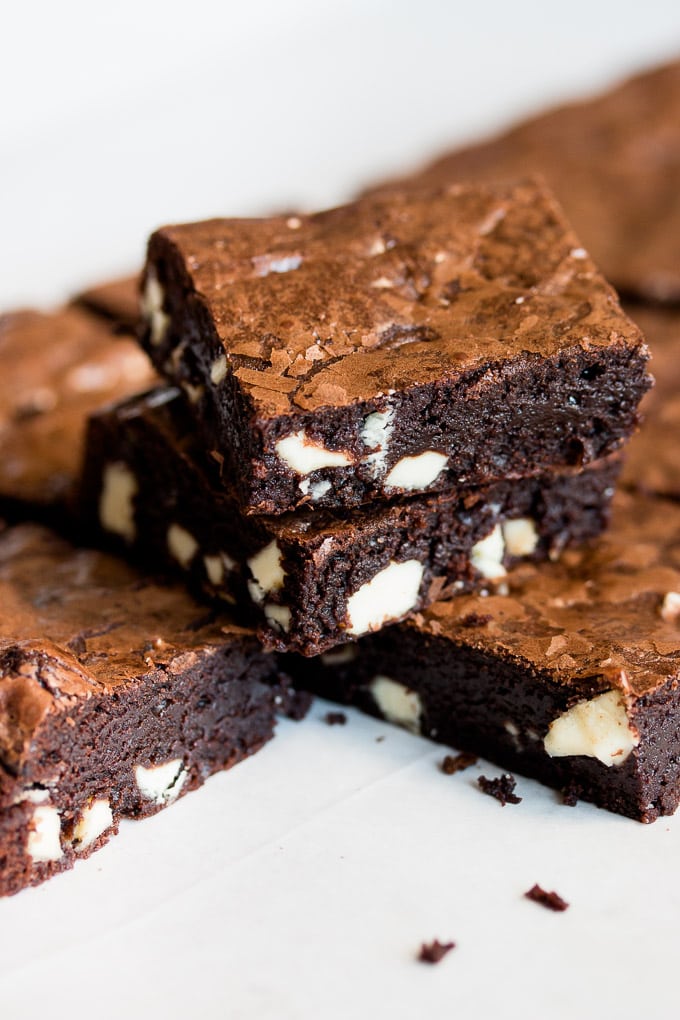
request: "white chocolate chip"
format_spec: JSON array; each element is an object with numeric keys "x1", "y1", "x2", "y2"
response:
[
  {"x1": 99, "y1": 462, "x2": 138, "y2": 543},
  {"x1": 203, "y1": 552, "x2": 234, "y2": 586},
  {"x1": 361, "y1": 406, "x2": 395, "y2": 476},
  {"x1": 167, "y1": 524, "x2": 199, "y2": 568},
  {"x1": 264, "y1": 604, "x2": 291, "y2": 632},
  {"x1": 660, "y1": 592, "x2": 680, "y2": 623},
  {"x1": 371, "y1": 276, "x2": 394, "y2": 289},
  {"x1": 14, "y1": 786, "x2": 50, "y2": 805},
  {"x1": 72, "y1": 798, "x2": 113, "y2": 851},
  {"x1": 286, "y1": 216, "x2": 302, "y2": 230},
  {"x1": 27, "y1": 805, "x2": 62, "y2": 863},
  {"x1": 368, "y1": 675, "x2": 422, "y2": 733},
  {"x1": 346, "y1": 559, "x2": 424, "y2": 636},
  {"x1": 471, "y1": 524, "x2": 506, "y2": 580},
  {"x1": 247, "y1": 541, "x2": 285, "y2": 604},
  {"x1": 252, "y1": 253, "x2": 303, "y2": 276},
  {"x1": 544, "y1": 690, "x2": 639, "y2": 766},
  {"x1": 502, "y1": 517, "x2": 539, "y2": 557},
  {"x1": 276, "y1": 431, "x2": 352, "y2": 475},
  {"x1": 570, "y1": 247, "x2": 588, "y2": 259},
  {"x1": 210, "y1": 354, "x2": 227, "y2": 384},
  {"x1": 141, "y1": 271, "x2": 170, "y2": 346},
  {"x1": 384, "y1": 451, "x2": 448, "y2": 490},
  {"x1": 135, "y1": 759, "x2": 187, "y2": 806},
  {"x1": 321, "y1": 646, "x2": 357, "y2": 666},
  {"x1": 299, "y1": 478, "x2": 332, "y2": 500},
  {"x1": 181, "y1": 380, "x2": 205, "y2": 404}
]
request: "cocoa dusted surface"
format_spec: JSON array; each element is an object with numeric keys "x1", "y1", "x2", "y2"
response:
[
  {"x1": 293, "y1": 490, "x2": 680, "y2": 820},
  {"x1": 368, "y1": 60, "x2": 680, "y2": 304},
  {"x1": 144, "y1": 179, "x2": 648, "y2": 515},
  {"x1": 73, "y1": 274, "x2": 141, "y2": 333},
  {"x1": 0, "y1": 522, "x2": 306, "y2": 896},
  {"x1": 0, "y1": 307, "x2": 155, "y2": 517},
  {"x1": 80, "y1": 386, "x2": 620, "y2": 656}
]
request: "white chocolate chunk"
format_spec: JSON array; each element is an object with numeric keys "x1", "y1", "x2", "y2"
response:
[
  {"x1": 247, "y1": 541, "x2": 285, "y2": 604},
  {"x1": 264, "y1": 604, "x2": 291, "y2": 632},
  {"x1": 544, "y1": 690, "x2": 639, "y2": 766},
  {"x1": 181, "y1": 380, "x2": 205, "y2": 404},
  {"x1": 471, "y1": 524, "x2": 506, "y2": 579},
  {"x1": 253, "y1": 253, "x2": 303, "y2": 276},
  {"x1": 135, "y1": 759, "x2": 187, "y2": 806},
  {"x1": 502, "y1": 517, "x2": 539, "y2": 557},
  {"x1": 346, "y1": 559, "x2": 424, "y2": 636},
  {"x1": 14, "y1": 787, "x2": 50, "y2": 805},
  {"x1": 72, "y1": 799, "x2": 113, "y2": 851},
  {"x1": 660, "y1": 592, "x2": 680, "y2": 623},
  {"x1": 276, "y1": 431, "x2": 352, "y2": 474},
  {"x1": 27, "y1": 805, "x2": 62, "y2": 863},
  {"x1": 210, "y1": 354, "x2": 227, "y2": 384},
  {"x1": 384, "y1": 451, "x2": 447, "y2": 490},
  {"x1": 99, "y1": 462, "x2": 138, "y2": 543},
  {"x1": 321, "y1": 646, "x2": 357, "y2": 666},
  {"x1": 361, "y1": 407, "x2": 395, "y2": 476},
  {"x1": 203, "y1": 553, "x2": 234, "y2": 586},
  {"x1": 369, "y1": 675, "x2": 422, "y2": 734},
  {"x1": 299, "y1": 478, "x2": 332, "y2": 500},
  {"x1": 167, "y1": 524, "x2": 199, "y2": 568},
  {"x1": 141, "y1": 271, "x2": 170, "y2": 346}
]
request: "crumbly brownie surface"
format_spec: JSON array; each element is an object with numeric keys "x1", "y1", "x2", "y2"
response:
[
  {"x1": 73, "y1": 274, "x2": 141, "y2": 333},
  {"x1": 293, "y1": 490, "x2": 680, "y2": 821},
  {"x1": 80, "y1": 387, "x2": 619, "y2": 655},
  {"x1": 142, "y1": 179, "x2": 648, "y2": 515},
  {"x1": 621, "y1": 305, "x2": 680, "y2": 499},
  {"x1": 0, "y1": 522, "x2": 304, "y2": 896},
  {"x1": 0, "y1": 307, "x2": 155, "y2": 517},
  {"x1": 369, "y1": 60, "x2": 680, "y2": 304}
]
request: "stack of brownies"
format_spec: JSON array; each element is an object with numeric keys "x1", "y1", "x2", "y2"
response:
[{"x1": 1, "y1": 58, "x2": 680, "y2": 897}]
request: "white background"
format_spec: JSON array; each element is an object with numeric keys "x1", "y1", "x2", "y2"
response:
[{"x1": 2, "y1": 2, "x2": 680, "y2": 1017}]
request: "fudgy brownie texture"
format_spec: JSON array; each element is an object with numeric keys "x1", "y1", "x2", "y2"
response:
[
  {"x1": 72, "y1": 274, "x2": 141, "y2": 333},
  {"x1": 141, "y1": 179, "x2": 649, "y2": 515},
  {"x1": 292, "y1": 490, "x2": 680, "y2": 821},
  {"x1": 0, "y1": 306, "x2": 155, "y2": 521},
  {"x1": 0, "y1": 522, "x2": 307, "y2": 896},
  {"x1": 79, "y1": 387, "x2": 620, "y2": 656},
  {"x1": 621, "y1": 305, "x2": 680, "y2": 500},
  {"x1": 366, "y1": 60, "x2": 680, "y2": 304}
]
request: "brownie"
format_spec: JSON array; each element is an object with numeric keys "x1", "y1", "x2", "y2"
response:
[
  {"x1": 0, "y1": 521, "x2": 307, "y2": 897},
  {"x1": 72, "y1": 274, "x2": 141, "y2": 333},
  {"x1": 141, "y1": 179, "x2": 649, "y2": 515},
  {"x1": 621, "y1": 305, "x2": 680, "y2": 500},
  {"x1": 292, "y1": 489, "x2": 680, "y2": 821},
  {"x1": 0, "y1": 306, "x2": 155, "y2": 519},
  {"x1": 79, "y1": 387, "x2": 620, "y2": 656},
  {"x1": 367, "y1": 60, "x2": 680, "y2": 304}
]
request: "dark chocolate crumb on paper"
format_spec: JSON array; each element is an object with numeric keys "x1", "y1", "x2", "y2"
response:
[
  {"x1": 478, "y1": 773, "x2": 522, "y2": 805},
  {"x1": 525, "y1": 884, "x2": 569, "y2": 912},
  {"x1": 323, "y1": 711, "x2": 347, "y2": 726},
  {"x1": 440, "y1": 752, "x2": 478, "y2": 775},
  {"x1": 418, "y1": 939, "x2": 456, "y2": 964},
  {"x1": 561, "y1": 784, "x2": 579, "y2": 807}
]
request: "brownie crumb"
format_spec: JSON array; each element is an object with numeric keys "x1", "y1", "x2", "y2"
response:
[
  {"x1": 460, "y1": 612, "x2": 492, "y2": 628},
  {"x1": 323, "y1": 711, "x2": 347, "y2": 726},
  {"x1": 418, "y1": 939, "x2": 456, "y2": 964},
  {"x1": 561, "y1": 784, "x2": 579, "y2": 807},
  {"x1": 525, "y1": 884, "x2": 569, "y2": 912},
  {"x1": 375, "y1": 735, "x2": 385, "y2": 742},
  {"x1": 440, "y1": 752, "x2": 478, "y2": 775},
  {"x1": 478, "y1": 773, "x2": 522, "y2": 805}
]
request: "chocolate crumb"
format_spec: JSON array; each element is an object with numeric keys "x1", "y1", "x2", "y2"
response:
[
  {"x1": 525, "y1": 884, "x2": 569, "y2": 912},
  {"x1": 478, "y1": 773, "x2": 522, "y2": 805},
  {"x1": 440, "y1": 752, "x2": 478, "y2": 775},
  {"x1": 323, "y1": 711, "x2": 347, "y2": 726},
  {"x1": 375, "y1": 735, "x2": 385, "y2": 742},
  {"x1": 561, "y1": 784, "x2": 579, "y2": 807},
  {"x1": 460, "y1": 612, "x2": 492, "y2": 628},
  {"x1": 418, "y1": 939, "x2": 456, "y2": 964}
]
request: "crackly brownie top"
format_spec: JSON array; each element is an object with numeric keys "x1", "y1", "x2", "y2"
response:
[
  {"x1": 73, "y1": 274, "x2": 141, "y2": 332},
  {"x1": 413, "y1": 490, "x2": 680, "y2": 698},
  {"x1": 0, "y1": 523, "x2": 256, "y2": 771},
  {"x1": 0, "y1": 307, "x2": 155, "y2": 506},
  {"x1": 382, "y1": 60, "x2": 680, "y2": 303},
  {"x1": 148, "y1": 179, "x2": 644, "y2": 417}
]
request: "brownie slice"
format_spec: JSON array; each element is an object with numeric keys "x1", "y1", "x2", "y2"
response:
[
  {"x1": 291, "y1": 489, "x2": 680, "y2": 822},
  {"x1": 0, "y1": 522, "x2": 307, "y2": 897},
  {"x1": 72, "y1": 274, "x2": 141, "y2": 333},
  {"x1": 366, "y1": 59, "x2": 680, "y2": 304},
  {"x1": 79, "y1": 387, "x2": 620, "y2": 656},
  {"x1": 0, "y1": 306, "x2": 155, "y2": 521},
  {"x1": 141, "y1": 179, "x2": 649, "y2": 515}
]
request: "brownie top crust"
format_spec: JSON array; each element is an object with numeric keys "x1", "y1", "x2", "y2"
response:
[
  {"x1": 0, "y1": 522, "x2": 258, "y2": 773},
  {"x1": 73, "y1": 274, "x2": 141, "y2": 333},
  {"x1": 412, "y1": 490, "x2": 680, "y2": 699},
  {"x1": 0, "y1": 307, "x2": 155, "y2": 509},
  {"x1": 375, "y1": 60, "x2": 680, "y2": 304},
  {"x1": 146, "y1": 178, "x2": 645, "y2": 419}
]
